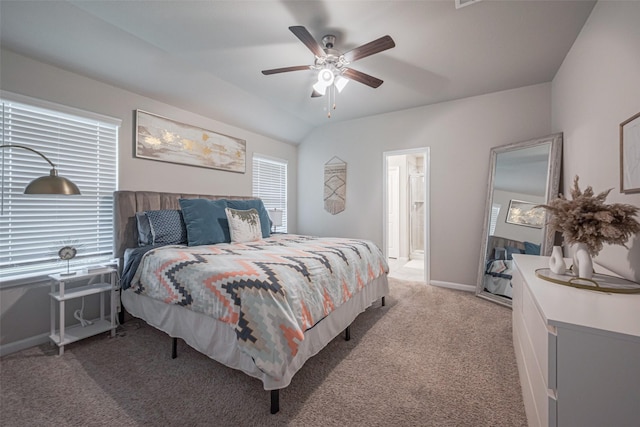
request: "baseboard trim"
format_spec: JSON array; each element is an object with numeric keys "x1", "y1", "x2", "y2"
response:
[
  {"x1": 430, "y1": 280, "x2": 475, "y2": 292},
  {"x1": 0, "y1": 332, "x2": 50, "y2": 357}
]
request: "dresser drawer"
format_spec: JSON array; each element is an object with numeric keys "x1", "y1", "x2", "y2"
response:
[
  {"x1": 512, "y1": 255, "x2": 640, "y2": 427},
  {"x1": 511, "y1": 267, "x2": 524, "y2": 313},
  {"x1": 522, "y1": 282, "x2": 557, "y2": 390},
  {"x1": 516, "y1": 311, "x2": 557, "y2": 427}
]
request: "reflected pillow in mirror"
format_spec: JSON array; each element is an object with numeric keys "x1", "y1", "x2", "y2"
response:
[
  {"x1": 524, "y1": 241, "x2": 541, "y2": 255},
  {"x1": 505, "y1": 246, "x2": 523, "y2": 260}
]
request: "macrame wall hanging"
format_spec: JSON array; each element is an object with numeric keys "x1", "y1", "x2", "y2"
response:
[{"x1": 324, "y1": 156, "x2": 347, "y2": 215}]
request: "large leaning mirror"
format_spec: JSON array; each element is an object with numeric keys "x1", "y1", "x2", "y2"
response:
[{"x1": 476, "y1": 133, "x2": 563, "y2": 307}]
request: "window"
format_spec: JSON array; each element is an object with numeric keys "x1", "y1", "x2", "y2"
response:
[
  {"x1": 1, "y1": 93, "x2": 120, "y2": 282},
  {"x1": 489, "y1": 203, "x2": 501, "y2": 235},
  {"x1": 252, "y1": 154, "x2": 287, "y2": 233}
]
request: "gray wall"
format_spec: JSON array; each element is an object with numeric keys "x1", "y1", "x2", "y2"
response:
[
  {"x1": 0, "y1": 49, "x2": 297, "y2": 355},
  {"x1": 297, "y1": 83, "x2": 552, "y2": 287},
  {"x1": 552, "y1": 1, "x2": 640, "y2": 281}
]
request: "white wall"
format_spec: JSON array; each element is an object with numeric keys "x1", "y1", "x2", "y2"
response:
[
  {"x1": 0, "y1": 49, "x2": 298, "y2": 354},
  {"x1": 552, "y1": 1, "x2": 640, "y2": 281},
  {"x1": 298, "y1": 83, "x2": 552, "y2": 286}
]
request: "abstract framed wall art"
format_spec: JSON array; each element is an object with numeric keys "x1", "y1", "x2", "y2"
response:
[
  {"x1": 620, "y1": 111, "x2": 640, "y2": 193},
  {"x1": 135, "y1": 110, "x2": 246, "y2": 173},
  {"x1": 505, "y1": 199, "x2": 545, "y2": 228}
]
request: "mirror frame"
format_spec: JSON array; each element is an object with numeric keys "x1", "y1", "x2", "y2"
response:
[{"x1": 476, "y1": 133, "x2": 563, "y2": 307}]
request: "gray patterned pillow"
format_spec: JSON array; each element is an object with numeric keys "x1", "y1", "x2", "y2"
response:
[
  {"x1": 145, "y1": 209, "x2": 187, "y2": 245},
  {"x1": 225, "y1": 207, "x2": 262, "y2": 243}
]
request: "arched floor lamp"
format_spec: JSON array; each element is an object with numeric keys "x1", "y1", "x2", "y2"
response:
[{"x1": 1, "y1": 144, "x2": 81, "y2": 195}]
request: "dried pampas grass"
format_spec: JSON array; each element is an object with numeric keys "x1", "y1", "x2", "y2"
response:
[{"x1": 538, "y1": 176, "x2": 640, "y2": 256}]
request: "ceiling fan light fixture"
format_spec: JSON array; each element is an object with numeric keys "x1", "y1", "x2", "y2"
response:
[
  {"x1": 317, "y1": 68, "x2": 335, "y2": 87},
  {"x1": 312, "y1": 81, "x2": 328, "y2": 96},
  {"x1": 261, "y1": 26, "x2": 395, "y2": 117},
  {"x1": 334, "y1": 75, "x2": 349, "y2": 93}
]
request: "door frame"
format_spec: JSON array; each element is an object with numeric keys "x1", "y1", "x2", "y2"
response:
[
  {"x1": 383, "y1": 147, "x2": 431, "y2": 284},
  {"x1": 387, "y1": 165, "x2": 400, "y2": 259}
]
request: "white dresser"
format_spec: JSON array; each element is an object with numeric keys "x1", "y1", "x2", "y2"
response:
[{"x1": 511, "y1": 254, "x2": 640, "y2": 427}]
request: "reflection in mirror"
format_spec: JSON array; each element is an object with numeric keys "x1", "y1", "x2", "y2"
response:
[{"x1": 476, "y1": 134, "x2": 563, "y2": 307}]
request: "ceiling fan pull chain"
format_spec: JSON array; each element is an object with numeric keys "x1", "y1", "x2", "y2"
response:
[{"x1": 332, "y1": 84, "x2": 337, "y2": 111}]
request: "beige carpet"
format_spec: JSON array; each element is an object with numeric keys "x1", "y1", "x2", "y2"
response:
[{"x1": 0, "y1": 279, "x2": 527, "y2": 426}]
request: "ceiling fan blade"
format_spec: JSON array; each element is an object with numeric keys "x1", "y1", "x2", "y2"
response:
[
  {"x1": 262, "y1": 65, "x2": 311, "y2": 75},
  {"x1": 343, "y1": 35, "x2": 395, "y2": 63},
  {"x1": 289, "y1": 26, "x2": 326, "y2": 58},
  {"x1": 342, "y1": 68, "x2": 384, "y2": 88},
  {"x1": 311, "y1": 89, "x2": 323, "y2": 98}
]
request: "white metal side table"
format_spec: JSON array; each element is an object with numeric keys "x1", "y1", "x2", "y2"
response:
[{"x1": 49, "y1": 268, "x2": 117, "y2": 355}]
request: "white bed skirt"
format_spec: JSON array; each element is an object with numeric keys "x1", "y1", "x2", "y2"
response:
[{"x1": 122, "y1": 274, "x2": 389, "y2": 390}]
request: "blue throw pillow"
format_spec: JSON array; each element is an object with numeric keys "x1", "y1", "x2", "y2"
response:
[
  {"x1": 145, "y1": 209, "x2": 187, "y2": 245},
  {"x1": 524, "y1": 241, "x2": 541, "y2": 255},
  {"x1": 226, "y1": 199, "x2": 271, "y2": 238},
  {"x1": 179, "y1": 198, "x2": 230, "y2": 245}
]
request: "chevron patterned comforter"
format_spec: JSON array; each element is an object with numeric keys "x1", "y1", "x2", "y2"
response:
[{"x1": 129, "y1": 234, "x2": 388, "y2": 380}]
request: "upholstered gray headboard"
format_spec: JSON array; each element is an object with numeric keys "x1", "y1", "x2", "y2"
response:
[
  {"x1": 485, "y1": 235, "x2": 526, "y2": 260},
  {"x1": 113, "y1": 190, "x2": 256, "y2": 267}
]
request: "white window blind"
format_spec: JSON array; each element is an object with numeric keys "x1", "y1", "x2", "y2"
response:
[
  {"x1": 252, "y1": 154, "x2": 287, "y2": 233},
  {"x1": 1, "y1": 96, "x2": 119, "y2": 282},
  {"x1": 490, "y1": 204, "x2": 501, "y2": 235}
]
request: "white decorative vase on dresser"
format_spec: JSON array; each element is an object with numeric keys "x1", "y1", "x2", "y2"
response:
[
  {"x1": 511, "y1": 254, "x2": 640, "y2": 427},
  {"x1": 548, "y1": 246, "x2": 566, "y2": 274},
  {"x1": 571, "y1": 242, "x2": 593, "y2": 279}
]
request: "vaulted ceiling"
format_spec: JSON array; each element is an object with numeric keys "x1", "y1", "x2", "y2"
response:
[{"x1": 0, "y1": 1, "x2": 596, "y2": 144}]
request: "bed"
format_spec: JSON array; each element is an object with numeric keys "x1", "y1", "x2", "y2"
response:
[
  {"x1": 113, "y1": 190, "x2": 389, "y2": 414},
  {"x1": 482, "y1": 236, "x2": 526, "y2": 299}
]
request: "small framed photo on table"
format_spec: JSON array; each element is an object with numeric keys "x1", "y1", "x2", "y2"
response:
[{"x1": 621, "y1": 112, "x2": 640, "y2": 193}]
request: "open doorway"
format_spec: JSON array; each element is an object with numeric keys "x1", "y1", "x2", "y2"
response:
[{"x1": 383, "y1": 148, "x2": 430, "y2": 283}]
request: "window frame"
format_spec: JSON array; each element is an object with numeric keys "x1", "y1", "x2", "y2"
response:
[
  {"x1": 252, "y1": 153, "x2": 288, "y2": 233},
  {"x1": 0, "y1": 91, "x2": 120, "y2": 286},
  {"x1": 489, "y1": 203, "x2": 501, "y2": 236}
]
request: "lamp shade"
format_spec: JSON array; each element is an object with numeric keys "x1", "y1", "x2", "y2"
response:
[
  {"x1": 24, "y1": 169, "x2": 81, "y2": 195},
  {"x1": 267, "y1": 208, "x2": 283, "y2": 227},
  {"x1": 1, "y1": 144, "x2": 81, "y2": 195}
]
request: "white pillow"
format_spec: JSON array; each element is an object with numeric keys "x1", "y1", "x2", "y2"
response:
[{"x1": 225, "y1": 207, "x2": 263, "y2": 243}]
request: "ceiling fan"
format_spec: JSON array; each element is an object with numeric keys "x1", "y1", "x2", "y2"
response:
[{"x1": 262, "y1": 26, "x2": 395, "y2": 116}]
